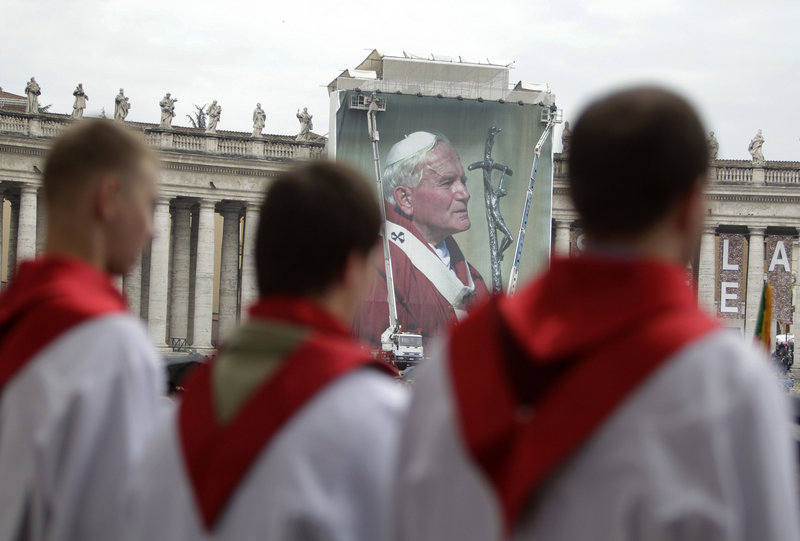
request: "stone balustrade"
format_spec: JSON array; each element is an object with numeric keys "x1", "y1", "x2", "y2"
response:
[
  {"x1": 0, "y1": 111, "x2": 325, "y2": 161},
  {"x1": 765, "y1": 167, "x2": 800, "y2": 184},
  {"x1": 554, "y1": 154, "x2": 800, "y2": 186},
  {"x1": 713, "y1": 161, "x2": 800, "y2": 185},
  {"x1": 714, "y1": 163, "x2": 754, "y2": 183}
]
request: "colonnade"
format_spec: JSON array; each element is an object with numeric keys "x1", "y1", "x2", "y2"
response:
[
  {"x1": 0, "y1": 183, "x2": 261, "y2": 352},
  {"x1": 129, "y1": 196, "x2": 260, "y2": 351},
  {"x1": 553, "y1": 218, "x2": 799, "y2": 338}
]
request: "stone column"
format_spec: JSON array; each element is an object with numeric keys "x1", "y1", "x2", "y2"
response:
[
  {"x1": 147, "y1": 198, "x2": 171, "y2": 348},
  {"x1": 169, "y1": 201, "x2": 192, "y2": 342},
  {"x1": 792, "y1": 236, "x2": 800, "y2": 376},
  {"x1": 17, "y1": 185, "x2": 38, "y2": 263},
  {"x1": 191, "y1": 200, "x2": 215, "y2": 350},
  {"x1": 697, "y1": 225, "x2": 717, "y2": 314},
  {"x1": 124, "y1": 256, "x2": 143, "y2": 317},
  {"x1": 36, "y1": 188, "x2": 46, "y2": 254},
  {"x1": 111, "y1": 275, "x2": 124, "y2": 292},
  {"x1": 139, "y1": 243, "x2": 151, "y2": 321},
  {"x1": 745, "y1": 226, "x2": 766, "y2": 337},
  {"x1": 553, "y1": 219, "x2": 571, "y2": 257},
  {"x1": 240, "y1": 202, "x2": 261, "y2": 313},
  {"x1": 6, "y1": 192, "x2": 19, "y2": 279},
  {"x1": 218, "y1": 204, "x2": 241, "y2": 342},
  {"x1": 0, "y1": 188, "x2": 5, "y2": 283}
]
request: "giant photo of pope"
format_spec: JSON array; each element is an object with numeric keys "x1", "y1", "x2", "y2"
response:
[
  {"x1": 355, "y1": 132, "x2": 489, "y2": 347},
  {"x1": 334, "y1": 91, "x2": 554, "y2": 348}
]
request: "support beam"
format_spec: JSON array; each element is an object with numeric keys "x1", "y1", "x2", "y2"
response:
[
  {"x1": 553, "y1": 219, "x2": 571, "y2": 257},
  {"x1": 124, "y1": 256, "x2": 143, "y2": 318},
  {"x1": 218, "y1": 203, "x2": 241, "y2": 343},
  {"x1": 697, "y1": 225, "x2": 717, "y2": 314},
  {"x1": 240, "y1": 202, "x2": 261, "y2": 314},
  {"x1": 6, "y1": 193, "x2": 19, "y2": 280},
  {"x1": 17, "y1": 185, "x2": 37, "y2": 264},
  {"x1": 169, "y1": 201, "x2": 192, "y2": 341},
  {"x1": 191, "y1": 200, "x2": 215, "y2": 351},
  {"x1": 36, "y1": 188, "x2": 46, "y2": 254},
  {"x1": 0, "y1": 188, "x2": 5, "y2": 285},
  {"x1": 745, "y1": 226, "x2": 766, "y2": 338},
  {"x1": 147, "y1": 197, "x2": 171, "y2": 348}
]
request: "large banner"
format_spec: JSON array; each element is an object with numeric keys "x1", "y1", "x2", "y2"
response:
[
  {"x1": 332, "y1": 90, "x2": 553, "y2": 347},
  {"x1": 766, "y1": 235, "x2": 793, "y2": 325},
  {"x1": 716, "y1": 233, "x2": 747, "y2": 321}
]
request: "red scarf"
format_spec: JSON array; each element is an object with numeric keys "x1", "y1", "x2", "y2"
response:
[
  {"x1": 179, "y1": 296, "x2": 396, "y2": 531},
  {"x1": 0, "y1": 257, "x2": 127, "y2": 393},
  {"x1": 448, "y1": 257, "x2": 718, "y2": 532},
  {"x1": 384, "y1": 202, "x2": 477, "y2": 286}
]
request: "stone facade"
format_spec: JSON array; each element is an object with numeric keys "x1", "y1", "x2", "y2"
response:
[
  {"x1": 3, "y1": 100, "x2": 798, "y2": 357},
  {"x1": 0, "y1": 111, "x2": 325, "y2": 353},
  {"x1": 553, "y1": 156, "x2": 800, "y2": 341}
]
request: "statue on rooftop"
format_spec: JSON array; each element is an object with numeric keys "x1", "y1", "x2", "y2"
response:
[
  {"x1": 24, "y1": 77, "x2": 41, "y2": 115},
  {"x1": 296, "y1": 107, "x2": 313, "y2": 142},
  {"x1": 252, "y1": 103, "x2": 266, "y2": 137},
  {"x1": 748, "y1": 129, "x2": 765, "y2": 163},
  {"x1": 159, "y1": 93, "x2": 178, "y2": 129},
  {"x1": 707, "y1": 131, "x2": 719, "y2": 160},
  {"x1": 561, "y1": 121, "x2": 572, "y2": 155},
  {"x1": 205, "y1": 100, "x2": 221, "y2": 133},
  {"x1": 114, "y1": 88, "x2": 130, "y2": 121},
  {"x1": 72, "y1": 83, "x2": 88, "y2": 119}
]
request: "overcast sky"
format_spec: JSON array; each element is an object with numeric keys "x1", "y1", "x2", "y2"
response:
[{"x1": 3, "y1": 0, "x2": 799, "y2": 160}]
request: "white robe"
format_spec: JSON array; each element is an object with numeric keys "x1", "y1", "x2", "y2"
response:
[
  {"x1": 127, "y1": 368, "x2": 408, "y2": 541},
  {"x1": 0, "y1": 314, "x2": 164, "y2": 541},
  {"x1": 391, "y1": 330, "x2": 800, "y2": 541}
]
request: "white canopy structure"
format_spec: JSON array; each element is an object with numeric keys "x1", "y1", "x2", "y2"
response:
[{"x1": 327, "y1": 49, "x2": 554, "y2": 106}]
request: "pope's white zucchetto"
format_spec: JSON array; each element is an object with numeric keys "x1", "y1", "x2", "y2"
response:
[{"x1": 385, "y1": 131, "x2": 438, "y2": 168}]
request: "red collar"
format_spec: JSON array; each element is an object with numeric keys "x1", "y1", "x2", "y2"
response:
[
  {"x1": 448, "y1": 256, "x2": 718, "y2": 532},
  {"x1": 0, "y1": 256, "x2": 127, "y2": 393},
  {"x1": 181, "y1": 296, "x2": 396, "y2": 530},
  {"x1": 384, "y1": 202, "x2": 473, "y2": 279},
  {"x1": 248, "y1": 296, "x2": 351, "y2": 337},
  {"x1": 385, "y1": 203, "x2": 429, "y2": 246}
]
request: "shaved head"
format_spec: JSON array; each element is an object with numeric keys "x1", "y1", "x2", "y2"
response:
[
  {"x1": 43, "y1": 120, "x2": 159, "y2": 275},
  {"x1": 568, "y1": 87, "x2": 708, "y2": 239},
  {"x1": 43, "y1": 119, "x2": 155, "y2": 208}
]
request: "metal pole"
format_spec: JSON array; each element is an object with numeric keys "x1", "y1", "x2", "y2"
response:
[
  {"x1": 507, "y1": 119, "x2": 555, "y2": 295},
  {"x1": 368, "y1": 105, "x2": 399, "y2": 330}
]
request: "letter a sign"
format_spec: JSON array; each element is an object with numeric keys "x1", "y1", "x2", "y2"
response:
[
  {"x1": 766, "y1": 236, "x2": 793, "y2": 323},
  {"x1": 769, "y1": 240, "x2": 790, "y2": 272}
]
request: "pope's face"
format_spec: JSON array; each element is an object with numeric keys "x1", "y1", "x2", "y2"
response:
[{"x1": 396, "y1": 142, "x2": 471, "y2": 244}]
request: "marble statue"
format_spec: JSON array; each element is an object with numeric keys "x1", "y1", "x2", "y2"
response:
[
  {"x1": 24, "y1": 77, "x2": 41, "y2": 114},
  {"x1": 749, "y1": 129, "x2": 765, "y2": 163},
  {"x1": 205, "y1": 100, "x2": 221, "y2": 133},
  {"x1": 114, "y1": 88, "x2": 130, "y2": 121},
  {"x1": 71, "y1": 83, "x2": 88, "y2": 119},
  {"x1": 159, "y1": 93, "x2": 178, "y2": 129},
  {"x1": 707, "y1": 131, "x2": 719, "y2": 160},
  {"x1": 252, "y1": 103, "x2": 266, "y2": 137},
  {"x1": 296, "y1": 107, "x2": 313, "y2": 142},
  {"x1": 561, "y1": 121, "x2": 571, "y2": 154}
]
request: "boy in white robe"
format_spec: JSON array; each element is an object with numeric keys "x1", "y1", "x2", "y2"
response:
[
  {"x1": 0, "y1": 120, "x2": 164, "y2": 541},
  {"x1": 390, "y1": 87, "x2": 800, "y2": 541},
  {"x1": 127, "y1": 162, "x2": 408, "y2": 541}
]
